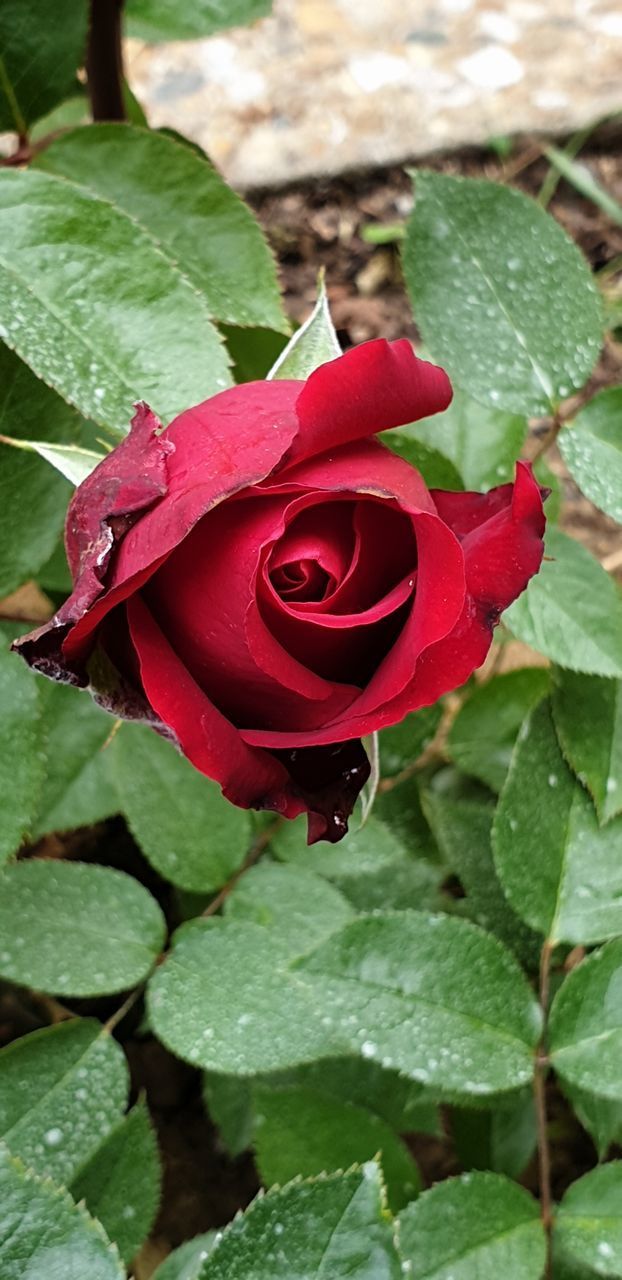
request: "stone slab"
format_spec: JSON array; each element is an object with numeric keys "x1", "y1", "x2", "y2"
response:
[{"x1": 126, "y1": 0, "x2": 622, "y2": 189}]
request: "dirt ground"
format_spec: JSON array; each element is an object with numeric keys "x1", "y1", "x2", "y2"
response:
[{"x1": 1, "y1": 129, "x2": 622, "y2": 1274}]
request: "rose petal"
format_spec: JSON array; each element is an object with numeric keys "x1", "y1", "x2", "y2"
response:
[
  {"x1": 126, "y1": 595, "x2": 293, "y2": 810},
  {"x1": 147, "y1": 492, "x2": 359, "y2": 731},
  {"x1": 241, "y1": 465, "x2": 545, "y2": 748},
  {"x1": 13, "y1": 403, "x2": 171, "y2": 683},
  {"x1": 284, "y1": 339, "x2": 452, "y2": 466}
]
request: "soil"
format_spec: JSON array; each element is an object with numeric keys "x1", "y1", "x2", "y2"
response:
[{"x1": 2, "y1": 129, "x2": 622, "y2": 1275}]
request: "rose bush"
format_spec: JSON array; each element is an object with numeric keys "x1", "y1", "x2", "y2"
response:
[{"x1": 15, "y1": 338, "x2": 546, "y2": 841}]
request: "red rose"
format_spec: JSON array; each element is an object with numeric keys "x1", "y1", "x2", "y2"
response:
[{"x1": 15, "y1": 340, "x2": 546, "y2": 842}]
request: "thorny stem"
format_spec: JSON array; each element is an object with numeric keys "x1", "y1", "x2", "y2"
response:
[
  {"x1": 87, "y1": 0, "x2": 126, "y2": 122},
  {"x1": 535, "y1": 939, "x2": 554, "y2": 1277}
]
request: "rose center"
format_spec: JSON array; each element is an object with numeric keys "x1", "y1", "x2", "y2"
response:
[{"x1": 270, "y1": 558, "x2": 334, "y2": 602}]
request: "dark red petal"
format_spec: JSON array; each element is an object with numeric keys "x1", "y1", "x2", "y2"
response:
[
  {"x1": 262, "y1": 436, "x2": 437, "y2": 516},
  {"x1": 274, "y1": 739, "x2": 371, "y2": 844},
  {"x1": 147, "y1": 493, "x2": 359, "y2": 731},
  {"x1": 13, "y1": 403, "x2": 171, "y2": 683},
  {"x1": 242, "y1": 509, "x2": 466, "y2": 748},
  {"x1": 284, "y1": 339, "x2": 452, "y2": 467},
  {"x1": 126, "y1": 594, "x2": 292, "y2": 810}
]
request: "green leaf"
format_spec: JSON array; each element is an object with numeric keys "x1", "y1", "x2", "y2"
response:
[
  {"x1": 556, "y1": 1164, "x2": 622, "y2": 1278},
  {"x1": 221, "y1": 324, "x2": 288, "y2": 382},
  {"x1": 0, "y1": 0, "x2": 88, "y2": 133},
  {"x1": 404, "y1": 170, "x2": 602, "y2": 415},
  {"x1": 559, "y1": 388, "x2": 622, "y2": 524},
  {"x1": 553, "y1": 670, "x2": 622, "y2": 825},
  {"x1": 71, "y1": 1100, "x2": 161, "y2": 1266},
  {"x1": 0, "y1": 859, "x2": 166, "y2": 996},
  {"x1": 272, "y1": 812, "x2": 443, "y2": 913},
  {"x1": 112, "y1": 723, "x2": 252, "y2": 893},
  {"x1": 505, "y1": 528, "x2": 622, "y2": 678},
  {"x1": 383, "y1": 432, "x2": 464, "y2": 490},
  {"x1": 0, "y1": 1143, "x2": 124, "y2": 1279},
  {"x1": 0, "y1": 434, "x2": 104, "y2": 485},
  {"x1": 423, "y1": 794, "x2": 540, "y2": 966},
  {"x1": 400, "y1": 385, "x2": 527, "y2": 489},
  {"x1": 0, "y1": 622, "x2": 45, "y2": 866},
  {"x1": 0, "y1": 1018, "x2": 128, "y2": 1186},
  {"x1": 561, "y1": 1081, "x2": 622, "y2": 1160},
  {"x1": 0, "y1": 167, "x2": 231, "y2": 433},
  {"x1": 550, "y1": 941, "x2": 622, "y2": 1099},
  {"x1": 30, "y1": 94, "x2": 90, "y2": 143},
  {"x1": 33, "y1": 683, "x2": 119, "y2": 837},
  {"x1": 0, "y1": 346, "x2": 82, "y2": 596},
  {"x1": 37, "y1": 125, "x2": 287, "y2": 333},
  {"x1": 397, "y1": 1171, "x2": 546, "y2": 1278},
  {"x1": 204, "y1": 1056, "x2": 439, "y2": 1160},
  {"x1": 447, "y1": 668, "x2": 550, "y2": 793},
  {"x1": 379, "y1": 705, "x2": 442, "y2": 778},
  {"x1": 224, "y1": 861, "x2": 355, "y2": 957},
  {"x1": 451, "y1": 1092, "x2": 537, "y2": 1180},
  {"x1": 153, "y1": 1234, "x2": 217, "y2": 1280},
  {"x1": 269, "y1": 277, "x2": 341, "y2": 379},
  {"x1": 198, "y1": 1163, "x2": 401, "y2": 1279},
  {"x1": 253, "y1": 1086, "x2": 420, "y2": 1213},
  {"x1": 125, "y1": 0, "x2": 271, "y2": 42},
  {"x1": 149, "y1": 910, "x2": 540, "y2": 1095},
  {"x1": 493, "y1": 700, "x2": 622, "y2": 944}
]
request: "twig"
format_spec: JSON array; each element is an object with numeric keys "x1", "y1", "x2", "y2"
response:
[
  {"x1": 104, "y1": 982, "x2": 145, "y2": 1034},
  {"x1": 201, "y1": 817, "x2": 283, "y2": 918},
  {"x1": 525, "y1": 410, "x2": 564, "y2": 464},
  {"x1": 534, "y1": 939, "x2": 554, "y2": 1276},
  {"x1": 86, "y1": 0, "x2": 126, "y2": 122}
]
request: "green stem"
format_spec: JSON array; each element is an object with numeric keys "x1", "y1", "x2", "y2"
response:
[{"x1": 534, "y1": 939, "x2": 554, "y2": 1277}]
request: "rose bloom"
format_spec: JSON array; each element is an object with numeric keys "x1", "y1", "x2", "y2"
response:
[{"x1": 15, "y1": 340, "x2": 546, "y2": 842}]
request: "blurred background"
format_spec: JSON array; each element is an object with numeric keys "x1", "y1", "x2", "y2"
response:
[{"x1": 126, "y1": 0, "x2": 622, "y2": 189}]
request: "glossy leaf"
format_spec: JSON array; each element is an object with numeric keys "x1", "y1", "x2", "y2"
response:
[
  {"x1": 404, "y1": 170, "x2": 602, "y2": 415},
  {"x1": 559, "y1": 387, "x2": 622, "y2": 524},
  {"x1": 493, "y1": 700, "x2": 622, "y2": 944},
  {"x1": 384, "y1": 431, "x2": 464, "y2": 490},
  {"x1": 556, "y1": 1163, "x2": 622, "y2": 1278},
  {"x1": 33, "y1": 683, "x2": 119, "y2": 837},
  {"x1": 403, "y1": 385, "x2": 527, "y2": 488},
  {"x1": 423, "y1": 794, "x2": 540, "y2": 967},
  {"x1": 0, "y1": 1019, "x2": 128, "y2": 1186},
  {"x1": 0, "y1": 346, "x2": 82, "y2": 596},
  {"x1": 149, "y1": 910, "x2": 540, "y2": 1096},
  {"x1": 0, "y1": 859, "x2": 166, "y2": 996},
  {"x1": 0, "y1": 434, "x2": 104, "y2": 486},
  {"x1": 553, "y1": 670, "x2": 622, "y2": 825},
  {"x1": 447, "y1": 668, "x2": 550, "y2": 793},
  {"x1": 0, "y1": 1144, "x2": 124, "y2": 1280},
  {"x1": 204, "y1": 1056, "x2": 439, "y2": 1160},
  {"x1": 269, "y1": 277, "x2": 341, "y2": 379},
  {"x1": 224, "y1": 861, "x2": 355, "y2": 957},
  {"x1": 37, "y1": 125, "x2": 287, "y2": 333},
  {"x1": 197, "y1": 1164, "x2": 401, "y2": 1279},
  {"x1": 451, "y1": 1092, "x2": 537, "y2": 1180},
  {"x1": 253, "y1": 1086, "x2": 420, "y2": 1212},
  {"x1": 505, "y1": 528, "x2": 622, "y2": 678},
  {"x1": 153, "y1": 1234, "x2": 217, "y2": 1280},
  {"x1": 272, "y1": 812, "x2": 443, "y2": 913},
  {"x1": 71, "y1": 1101, "x2": 161, "y2": 1266},
  {"x1": 561, "y1": 1081, "x2": 622, "y2": 1160},
  {"x1": 398, "y1": 1171, "x2": 546, "y2": 1278},
  {"x1": 0, "y1": 167, "x2": 231, "y2": 433},
  {"x1": 0, "y1": 623, "x2": 45, "y2": 866},
  {"x1": 550, "y1": 941, "x2": 622, "y2": 1099},
  {"x1": 125, "y1": 0, "x2": 271, "y2": 41},
  {"x1": 379, "y1": 705, "x2": 442, "y2": 778},
  {"x1": 112, "y1": 724, "x2": 252, "y2": 893},
  {"x1": 0, "y1": 0, "x2": 88, "y2": 133}
]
